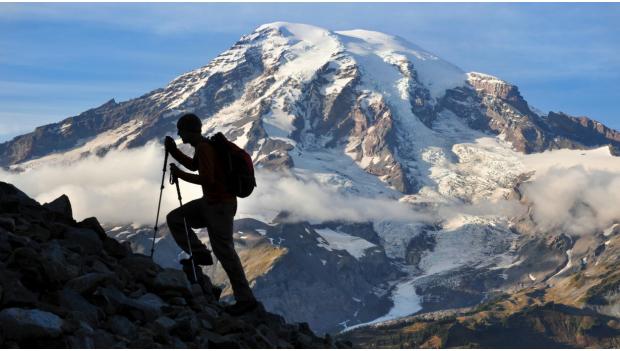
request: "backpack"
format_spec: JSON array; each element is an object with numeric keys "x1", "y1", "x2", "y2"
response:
[{"x1": 209, "y1": 132, "x2": 256, "y2": 198}]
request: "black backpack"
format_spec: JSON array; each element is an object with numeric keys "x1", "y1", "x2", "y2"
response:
[{"x1": 209, "y1": 132, "x2": 256, "y2": 198}]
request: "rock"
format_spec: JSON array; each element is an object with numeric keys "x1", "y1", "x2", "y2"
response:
[
  {"x1": 135, "y1": 293, "x2": 167, "y2": 317},
  {"x1": 77, "y1": 217, "x2": 106, "y2": 240},
  {"x1": 7, "y1": 246, "x2": 49, "y2": 289},
  {"x1": 91, "y1": 328, "x2": 116, "y2": 348},
  {"x1": 41, "y1": 241, "x2": 79, "y2": 284},
  {"x1": 203, "y1": 330, "x2": 242, "y2": 348},
  {"x1": 215, "y1": 314, "x2": 247, "y2": 335},
  {"x1": 152, "y1": 268, "x2": 191, "y2": 295},
  {"x1": 94, "y1": 287, "x2": 164, "y2": 322},
  {"x1": 120, "y1": 254, "x2": 161, "y2": 285},
  {"x1": 67, "y1": 334, "x2": 95, "y2": 348},
  {"x1": 197, "y1": 306, "x2": 219, "y2": 324},
  {"x1": 0, "y1": 182, "x2": 40, "y2": 209},
  {"x1": 0, "y1": 308, "x2": 64, "y2": 340},
  {"x1": 172, "y1": 314, "x2": 200, "y2": 341},
  {"x1": 43, "y1": 194, "x2": 73, "y2": 219},
  {"x1": 0, "y1": 270, "x2": 38, "y2": 307},
  {"x1": 153, "y1": 316, "x2": 177, "y2": 333},
  {"x1": 102, "y1": 236, "x2": 130, "y2": 259},
  {"x1": 0, "y1": 216, "x2": 15, "y2": 232},
  {"x1": 105, "y1": 315, "x2": 137, "y2": 338},
  {"x1": 63, "y1": 227, "x2": 102, "y2": 254},
  {"x1": 58, "y1": 288, "x2": 100, "y2": 324},
  {"x1": 66, "y1": 272, "x2": 114, "y2": 295},
  {"x1": 169, "y1": 297, "x2": 187, "y2": 305},
  {"x1": 2, "y1": 230, "x2": 32, "y2": 248},
  {"x1": 66, "y1": 320, "x2": 95, "y2": 348},
  {"x1": 128, "y1": 332, "x2": 158, "y2": 348}
]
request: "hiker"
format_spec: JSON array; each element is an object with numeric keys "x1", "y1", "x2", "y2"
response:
[{"x1": 165, "y1": 113, "x2": 258, "y2": 316}]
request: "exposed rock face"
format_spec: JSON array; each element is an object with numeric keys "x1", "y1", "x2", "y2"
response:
[
  {"x1": 440, "y1": 72, "x2": 620, "y2": 154},
  {"x1": 0, "y1": 181, "x2": 348, "y2": 348}
]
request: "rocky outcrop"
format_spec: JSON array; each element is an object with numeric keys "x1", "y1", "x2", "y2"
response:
[
  {"x1": 439, "y1": 73, "x2": 620, "y2": 154},
  {"x1": 0, "y1": 181, "x2": 348, "y2": 348}
]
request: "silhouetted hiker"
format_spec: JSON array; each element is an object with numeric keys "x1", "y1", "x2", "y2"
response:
[{"x1": 165, "y1": 113, "x2": 258, "y2": 316}]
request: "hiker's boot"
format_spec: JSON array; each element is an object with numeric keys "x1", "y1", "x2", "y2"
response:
[
  {"x1": 179, "y1": 251, "x2": 213, "y2": 267},
  {"x1": 224, "y1": 299, "x2": 259, "y2": 316}
]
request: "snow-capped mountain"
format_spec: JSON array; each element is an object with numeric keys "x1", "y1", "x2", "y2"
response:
[{"x1": 2, "y1": 22, "x2": 619, "y2": 334}]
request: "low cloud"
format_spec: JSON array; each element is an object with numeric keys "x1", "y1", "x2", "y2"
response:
[
  {"x1": 0, "y1": 142, "x2": 202, "y2": 226},
  {"x1": 520, "y1": 165, "x2": 620, "y2": 236},
  {"x1": 0, "y1": 143, "x2": 432, "y2": 226},
  {"x1": 519, "y1": 147, "x2": 620, "y2": 236},
  {"x1": 1, "y1": 144, "x2": 618, "y2": 237},
  {"x1": 239, "y1": 171, "x2": 434, "y2": 224}
]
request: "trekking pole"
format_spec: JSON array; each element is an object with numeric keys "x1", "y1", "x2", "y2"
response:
[
  {"x1": 170, "y1": 166, "x2": 198, "y2": 283},
  {"x1": 150, "y1": 149, "x2": 169, "y2": 258}
]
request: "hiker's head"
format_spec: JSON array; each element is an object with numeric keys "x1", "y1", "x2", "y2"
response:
[{"x1": 177, "y1": 113, "x2": 202, "y2": 144}]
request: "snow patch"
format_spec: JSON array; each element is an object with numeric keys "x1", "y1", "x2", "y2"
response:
[{"x1": 315, "y1": 228, "x2": 376, "y2": 259}]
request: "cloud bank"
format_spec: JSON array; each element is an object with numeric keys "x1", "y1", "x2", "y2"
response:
[
  {"x1": 1, "y1": 143, "x2": 618, "y2": 238},
  {"x1": 518, "y1": 147, "x2": 620, "y2": 236}
]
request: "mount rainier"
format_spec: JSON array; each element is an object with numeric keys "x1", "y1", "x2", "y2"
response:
[{"x1": 1, "y1": 22, "x2": 619, "y2": 337}]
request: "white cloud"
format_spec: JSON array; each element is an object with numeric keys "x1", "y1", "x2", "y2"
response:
[
  {"x1": 0, "y1": 142, "x2": 434, "y2": 226},
  {"x1": 1, "y1": 143, "x2": 618, "y2": 238},
  {"x1": 0, "y1": 142, "x2": 203, "y2": 226},
  {"x1": 519, "y1": 147, "x2": 620, "y2": 236}
]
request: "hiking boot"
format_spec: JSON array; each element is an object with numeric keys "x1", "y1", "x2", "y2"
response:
[
  {"x1": 224, "y1": 299, "x2": 258, "y2": 316},
  {"x1": 180, "y1": 252, "x2": 213, "y2": 267}
]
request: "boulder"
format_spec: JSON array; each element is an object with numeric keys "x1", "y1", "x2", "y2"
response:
[
  {"x1": 94, "y1": 287, "x2": 165, "y2": 322},
  {"x1": 152, "y1": 268, "x2": 191, "y2": 295},
  {"x1": 43, "y1": 194, "x2": 73, "y2": 219},
  {"x1": 105, "y1": 315, "x2": 137, "y2": 338},
  {"x1": 0, "y1": 269, "x2": 38, "y2": 307},
  {"x1": 66, "y1": 272, "x2": 114, "y2": 295},
  {"x1": 0, "y1": 182, "x2": 40, "y2": 209},
  {"x1": 63, "y1": 227, "x2": 103, "y2": 254},
  {"x1": 77, "y1": 217, "x2": 107, "y2": 240},
  {"x1": 102, "y1": 236, "x2": 130, "y2": 259},
  {"x1": 7, "y1": 246, "x2": 49, "y2": 289},
  {"x1": 153, "y1": 316, "x2": 177, "y2": 333},
  {"x1": 58, "y1": 288, "x2": 100, "y2": 324},
  {"x1": 0, "y1": 308, "x2": 64, "y2": 340},
  {"x1": 172, "y1": 314, "x2": 200, "y2": 341},
  {"x1": 120, "y1": 254, "x2": 161, "y2": 285},
  {"x1": 41, "y1": 241, "x2": 79, "y2": 284},
  {"x1": 0, "y1": 216, "x2": 15, "y2": 232}
]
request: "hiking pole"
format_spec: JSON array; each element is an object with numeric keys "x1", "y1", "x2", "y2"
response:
[
  {"x1": 170, "y1": 165, "x2": 198, "y2": 283},
  {"x1": 150, "y1": 149, "x2": 169, "y2": 258}
]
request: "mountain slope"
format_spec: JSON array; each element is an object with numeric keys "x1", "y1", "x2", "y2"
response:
[{"x1": 0, "y1": 181, "x2": 347, "y2": 348}]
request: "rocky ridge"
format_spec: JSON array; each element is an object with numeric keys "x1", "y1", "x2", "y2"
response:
[{"x1": 0, "y1": 181, "x2": 349, "y2": 348}]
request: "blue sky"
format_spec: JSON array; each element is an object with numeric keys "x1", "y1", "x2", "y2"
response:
[{"x1": 1, "y1": 3, "x2": 619, "y2": 142}]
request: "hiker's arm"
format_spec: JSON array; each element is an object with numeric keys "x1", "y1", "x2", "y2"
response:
[
  {"x1": 165, "y1": 136, "x2": 197, "y2": 171},
  {"x1": 172, "y1": 146, "x2": 216, "y2": 188},
  {"x1": 168, "y1": 148, "x2": 197, "y2": 171},
  {"x1": 174, "y1": 169, "x2": 208, "y2": 185}
]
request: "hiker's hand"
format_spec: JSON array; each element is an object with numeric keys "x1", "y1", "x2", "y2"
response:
[
  {"x1": 169, "y1": 163, "x2": 180, "y2": 181},
  {"x1": 164, "y1": 136, "x2": 177, "y2": 152}
]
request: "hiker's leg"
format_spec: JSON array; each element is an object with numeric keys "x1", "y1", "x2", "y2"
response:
[
  {"x1": 166, "y1": 198, "x2": 211, "y2": 259},
  {"x1": 206, "y1": 202, "x2": 255, "y2": 302}
]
